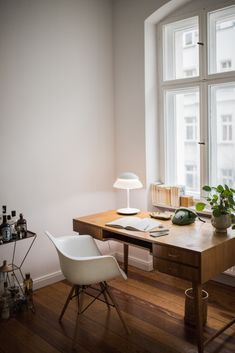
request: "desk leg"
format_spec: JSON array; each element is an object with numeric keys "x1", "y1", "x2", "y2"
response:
[
  {"x1": 123, "y1": 243, "x2": 129, "y2": 275},
  {"x1": 193, "y1": 283, "x2": 204, "y2": 353}
]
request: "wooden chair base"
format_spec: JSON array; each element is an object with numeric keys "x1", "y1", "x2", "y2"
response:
[{"x1": 59, "y1": 281, "x2": 130, "y2": 347}]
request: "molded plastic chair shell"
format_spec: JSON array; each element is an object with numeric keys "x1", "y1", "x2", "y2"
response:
[{"x1": 45, "y1": 231, "x2": 127, "y2": 285}]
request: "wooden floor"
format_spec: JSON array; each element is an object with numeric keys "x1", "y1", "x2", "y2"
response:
[{"x1": 0, "y1": 266, "x2": 235, "y2": 353}]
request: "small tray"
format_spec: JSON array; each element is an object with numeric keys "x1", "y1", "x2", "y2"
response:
[{"x1": 149, "y1": 211, "x2": 171, "y2": 220}]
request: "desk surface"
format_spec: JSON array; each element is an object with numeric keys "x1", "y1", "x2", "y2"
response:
[{"x1": 73, "y1": 210, "x2": 235, "y2": 253}]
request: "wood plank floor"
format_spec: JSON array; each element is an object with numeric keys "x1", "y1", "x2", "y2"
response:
[{"x1": 0, "y1": 266, "x2": 234, "y2": 353}]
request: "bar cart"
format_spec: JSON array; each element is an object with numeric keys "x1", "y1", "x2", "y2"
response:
[{"x1": 0, "y1": 231, "x2": 37, "y2": 315}]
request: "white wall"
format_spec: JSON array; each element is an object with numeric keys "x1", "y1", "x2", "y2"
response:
[
  {"x1": 112, "y1": 0, "x2": 173, "y2": 265},
  {"x1": 113, "y1": 0, "x2": 167, "y2": 187},
  {"x1": 0, "y1": 0, "x2": 116, "y2": 287}
]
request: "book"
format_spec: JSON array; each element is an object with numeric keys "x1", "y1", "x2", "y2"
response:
[
  {"x1": 105, "y1": 217, "x2": 169, "y2": 233},
  {"x1": 151, "y1": 183, "x2": 181, "y2": 207}
]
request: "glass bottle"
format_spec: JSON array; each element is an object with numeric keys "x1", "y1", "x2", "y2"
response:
[
  {"x1": 1, "y1": 205, "x2": 7, "y2": 224},
  {"x1": 23, "y1": 273, "x2": 33, "y2": 309},
  {"x1": 1, "y1": 215, "x2": 12, "y2": 242},
  {"x1": 16, "y1": 213, "x2": 27, "y2": 238},
  {"x1": 2, "y1": 205, "x2": 7, "y2": 215},
  {"x1": 10, "y1": 210, "x2": 17, "y2": 238},
  {"x1": 0, "y1": 205, "x2": 6, "y2": 224},
  {"x1": 7, "y1": 215, "x2": 14, "y2": 236}
]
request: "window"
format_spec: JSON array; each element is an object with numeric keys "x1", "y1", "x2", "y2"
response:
[
  {"x1": 221, "y1": 114, "x2": 233, "y2": 141},
  {"x1": 217, "y1": 19, "x2": 235, "y2": 29},
  {"x1": 184, "y1": 69, "x2": 197, "y2": 77},
  {"x1": 159, "y1": 4, "x2": 235, "y2": 195},
  {"x1": 209, "y1": 6, "x2": 235, "y2": 74},
  {"x1": 220, "y1": 168, "x2": 234, "y2": 186},
  {"x1": 185, "y1": 116, "x2": 197, "y2": 141},
  {"x1": 185, "y1": 164, "x2": 198, "y2": 190},
  {"x1": 220, "y1": 60, "x2": 232, "y2": 71},
  {"x1": 183, "y1": 30, "x2": 198, "y2": 47},
  {"x1": 163, "y1": 16, "x2": 199, "y2": 80}
]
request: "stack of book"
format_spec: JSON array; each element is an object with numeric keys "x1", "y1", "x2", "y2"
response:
[{"x1": 151, "y1": 183, "x2": 181, "y2": 207}]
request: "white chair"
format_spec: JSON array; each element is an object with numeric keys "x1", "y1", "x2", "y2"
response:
[{"x1": 45, "y1": 231, "x2": 129, "y2": 345}]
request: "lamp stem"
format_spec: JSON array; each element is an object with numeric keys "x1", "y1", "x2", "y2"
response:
[{"x1": 126, "y1": 189, "x2": 130, "y2": 209}]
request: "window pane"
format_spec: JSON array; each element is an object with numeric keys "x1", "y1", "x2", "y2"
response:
[
  {"x1": 165, "y1": 88, "x2": 200, "y2": 195},
  {"x1": 163, "y1": 17, "x2": 199, "y2": 81},
  {"x1": 209, "y1": 83, "x2": 235, "y2": 188},
  {"x1": 208, "y1": 5, "x2": 235, "y2": 74}
]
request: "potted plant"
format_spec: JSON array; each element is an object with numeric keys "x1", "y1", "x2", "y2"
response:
[{"x1": 196, "y1": 184, "x2": 235, "y2": 232}]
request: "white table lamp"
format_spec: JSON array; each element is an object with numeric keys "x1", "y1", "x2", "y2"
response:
[{"x1": 113, "y1": 172, "x2": 143, "y2": 215}]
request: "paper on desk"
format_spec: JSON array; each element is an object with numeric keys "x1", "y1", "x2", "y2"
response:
[{"x1": 150, "y1": 230, "x2": 169, "y2": 237}]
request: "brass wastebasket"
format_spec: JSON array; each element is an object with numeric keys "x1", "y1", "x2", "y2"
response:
[{"x1": 184, "y1": 288, "x2": 208, "y2": 326}]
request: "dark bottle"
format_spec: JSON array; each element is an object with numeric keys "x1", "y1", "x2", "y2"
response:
[
  {"x1": 0, "y1": 205, "x2": 7, "y2": 225},
  {"x1": 1, "y1": 215, "x2": 12, "y2": 242},
  {"x1": 16, "y1": 213, "x2": 27, "y2": 238}
]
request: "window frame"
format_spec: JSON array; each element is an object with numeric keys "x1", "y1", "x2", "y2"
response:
[{"x1": 157, "y1": 0, "x2": 235, "y2": 196}]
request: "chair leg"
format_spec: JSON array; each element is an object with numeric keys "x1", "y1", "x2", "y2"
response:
[
  {"x1": 99, "y1": 282, "x2": 110, "y2": 310},
  {"x1": 59, "y1": 285, "x2": 76, "y2": 322},
  {"x1": 72, "y1": 286, "x2": 84, "y2": 348},
  {"x1": 103, "y1": 282, "x2": 130, "y2": 334}
]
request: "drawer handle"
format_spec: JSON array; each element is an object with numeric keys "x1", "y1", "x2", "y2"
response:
[{"x1": 168, "y1": 253, "x2": 179, "y2": 258}]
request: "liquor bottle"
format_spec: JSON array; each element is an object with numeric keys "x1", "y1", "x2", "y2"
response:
[
  {"x1": 16, "y1": 213, "x2": 27, "y2": 238},
  {"x1": 1, "y1": 281, "x2": 10, "y2": 319},
  {"x1": 23, "y1": 273, "x2": 33, "y2": 310},
  {"x1": 0, "y1": 215, "x2": 12, "y2": 242},
  {"x1": 7, "y1": 215, "x2": 14, "y2": 237},
  {"x1": 9, "y1": 273, "x2": 18, "y2": 292},
  {"x1": 10, "y1": 210, "x2": 17, "y2": 237},
  {"x1": 2, "y1": 205, "x2": 7, "y2": 215},
  {"x1": 0, "y1": 205, "x2": 7, "y2": 225}
]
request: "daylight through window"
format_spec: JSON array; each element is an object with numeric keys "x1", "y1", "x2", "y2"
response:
[{"x1": 159, "y1": 3, "x2": 235, "y2": 196}]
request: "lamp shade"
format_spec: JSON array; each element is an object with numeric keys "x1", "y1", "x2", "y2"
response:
[
  {"x1": 113, "y1": 172, "x2": 143, "y2": 190},
  {"x1": 113, "y1": 172, "x2": 143, "y2": 215}
]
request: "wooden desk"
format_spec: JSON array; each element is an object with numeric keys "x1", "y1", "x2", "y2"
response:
[{"x1": 73, "y1": 210, "x2": 235, "y2": 353}]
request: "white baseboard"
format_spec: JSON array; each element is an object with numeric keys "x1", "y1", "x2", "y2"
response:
[
  {"x1": 33, "y1": 270, "x2": 64, "y2": 290},
  {"x1": 115, "y1": 251, "x2": 153, "y2": 271},
  {"x1": 33, "y1": 259, "x2": 235, "y2": 291}
]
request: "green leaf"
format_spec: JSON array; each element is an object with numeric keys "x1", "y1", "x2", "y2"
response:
[
  {"x1": 212, "y1": 208, "x2": 221, "y2": 217},
  {"x1": 202, "y1": 185, "x2": 211, "y2": 192},
  {"x1": 232, "y1": 225, "x2": 235, "y2": 230},
  {"x1": 212, "y1": 195, "x2": 218, "y2": 202},
  {"x1": 222, "y1": 190, "x2": 231, "y2": 198},
  {"x1": 195, "y1": 202, "x2": 206, "y2": 211},
  {"x1": 217, "y1": 185, "x2": 224, "y2": 193}
]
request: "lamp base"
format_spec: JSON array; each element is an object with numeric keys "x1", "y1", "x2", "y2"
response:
[{"x1": 116, "y1": 207, "x2": 140, "y2": 215}]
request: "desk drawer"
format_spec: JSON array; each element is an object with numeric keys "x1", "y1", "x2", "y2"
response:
[
  {"x1": 73, "y1": 222, "x2": 103, "y2": 240},
  {"x1": 153, "y1": 244, "x2": 199, "y2": 267},
  {"x1": 153, "y1": 258, "x2": 199, "y2": 281}
]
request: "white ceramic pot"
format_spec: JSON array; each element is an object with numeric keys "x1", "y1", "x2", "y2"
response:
[{"x1": 211, "y1": 214, "x2": 232, "y2": 232}]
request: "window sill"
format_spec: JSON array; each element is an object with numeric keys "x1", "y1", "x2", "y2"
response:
[{"x1": 152, "y1": 204, "x2": 212, "y2": 218}]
